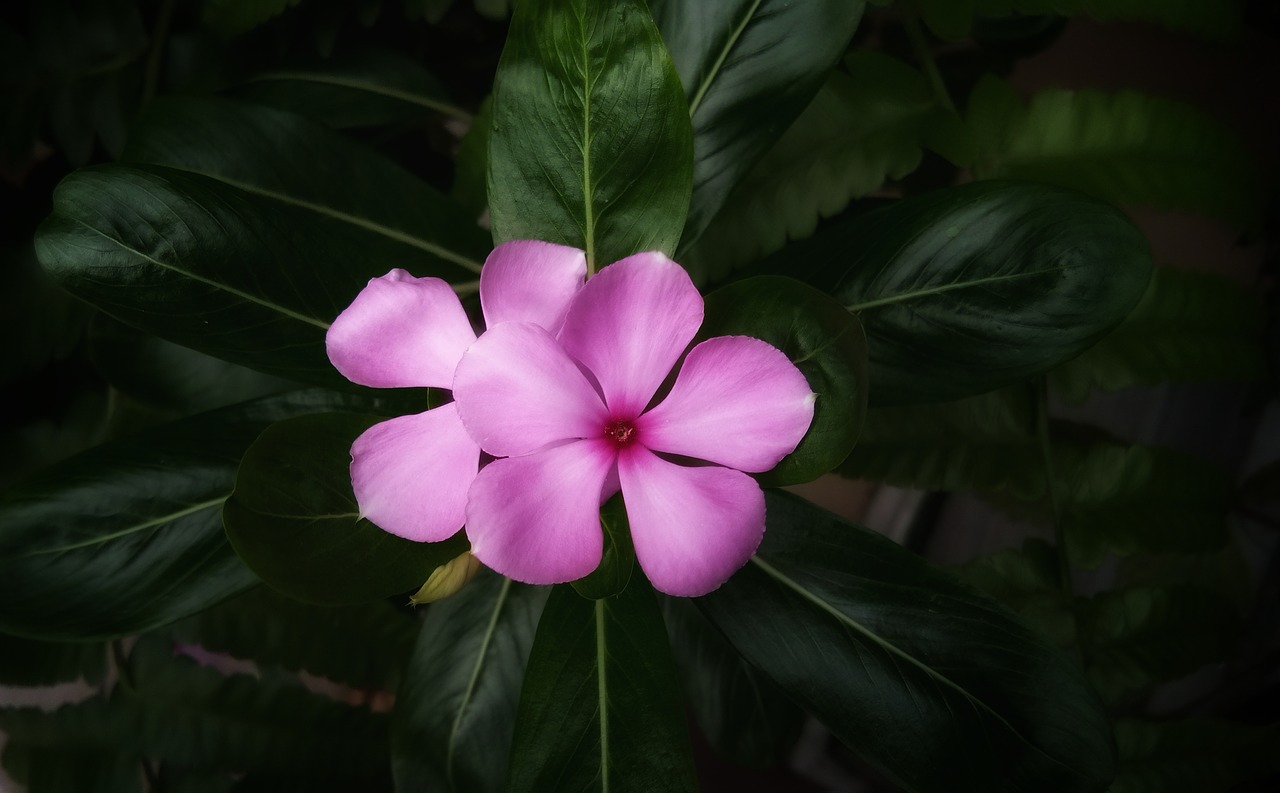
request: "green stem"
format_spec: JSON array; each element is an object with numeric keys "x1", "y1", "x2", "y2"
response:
[{"x1": 903, "y1": 7, "x2": 956, "y2": 113}]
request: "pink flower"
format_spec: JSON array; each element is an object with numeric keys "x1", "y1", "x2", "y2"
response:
[
  {"x1": 452, "y1": 252, "x2": 815, "y2": 596},
  {"x1": 325, "y1": 240, "x2": 588, "y2": 542}
]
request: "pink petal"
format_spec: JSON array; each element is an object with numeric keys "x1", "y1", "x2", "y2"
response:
[
  {"x1": 637, "y1": 336, "x2": 816, "y2": 472},
  {"x1": 350, "y1": 403, "x2": 479, "y2": 542},
  {"x1": 452, "y1": 322, "x2": 608, "y2": 457},
  {"x1": 466, "y1": 439, "x2": 617, "y2": 585},
  {"x1": 618, "y1": 446, "x2": 765, "y2": 597},
  {"x1": 480, "y1": 240, "x2": 587, "y2": 334},
  {"x1": 326, "y1": 270, "x2": 477, "y2": 389},
  {"x1": 558, "y1": 252, "x2": 703, "y2": 416}
]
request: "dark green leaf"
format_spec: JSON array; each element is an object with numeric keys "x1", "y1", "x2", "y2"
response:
[
  {"x1": 838, "y1": 387, "x2": 1040, "y2": 497},
  {"x1": 1110, "y1": 718, "x2": 1280, "y2": 793},
  {"x1": 968, "y1": 79, "x2": 1261, "y2": 228},
  {"x1": 88, "y1": 317, "x2": 298, "y2": 414},
  {"x1": 0, "y1": 739, "x2": 141, "y2": 793},
  {"x1": 661, "y1": 596, "x2": 803, "y2": 768},
  {"x1": 391, "y1": 570, "x2": 548, "y2": 793},
  {"x1": 165, "y1": 586, "x2": 419, "y2": 689},
  {"x1": 224, "y1": 412, "x2": 468, "y2": 605},
  {"x1": 0, "y1": 634, "x2": 106, "y2": 687},
  {"x1": 203, "y1": 0, "x2": 306, "y2": 36},
  {"x1": 699, "y1": 276, "x2": 867, "y2": 485},
  {"x1": 571, "y1": 495, "x2": 636, "y2": 600},
  {"x1": 34, "y1": 160, "x2": 468, "y2": 387},
  {"x1": 508, "y1": 582, "x2": 697, "y2": 793},
  {"x1": 229, "y1": 47, "x2": 470, "y2": 128},
  {"x1": 451, "y1": 97, "x2": 492, "y2": 222},
  {"x1": 697, "y1": 490, "x2": 1115, "y2": 793},
  {"x1": 651, "y1": 0, "x2": 866, "y2": 253},
  {"x1": 487, "y1": 0, "x2": 693, "y2": 270},
  {"x1": 684, "y1": 52, "x2": 973, "y2": 282},
  {"x1": 0, "y1": 389, "x2": 372, "y2": 641},
  {"x1": 1049, "y1": 266, "x2": 1267, "y2": 402},
  {"x1": 0, "y1": 243, "x2": 92, "y2": 387},
  {"x1": 949, "y1": 538, "x2": 1076, "y2": 648},
  {"x1": 771, "y1": 180, "x2": 1153, "y2": 405}
]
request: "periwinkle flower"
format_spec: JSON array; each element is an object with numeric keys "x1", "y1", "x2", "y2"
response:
[{"x1": 327, "y1": 243, "x2": 815, "y2": 597}]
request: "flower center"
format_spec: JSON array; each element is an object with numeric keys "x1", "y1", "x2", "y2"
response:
[{"x1": 604, "y1": 419, "x2": 637, "y2": 447}]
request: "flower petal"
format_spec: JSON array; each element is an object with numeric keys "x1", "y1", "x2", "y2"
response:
[
  {"x1": 480, "y1": 240, "x2": 587, "y2": 333},
  {"x1": 618, "y1": 446, "x2": 765, "y2": 597},
  {"x1": 466, "y1": 439, "x2": 617, "y2": 585},
  {"x1": 326, "y1": 269, "x2": 477, "y2": 389},
  {"x1": 453, "y1": 322, "x2": 608, "y2": 457},
  {"x1": 637, "y1": 336, "x2": 816, "y2": 472},
  {"x1": 558, "y1": 252, "x2": 703, "y2": 416},
  {"x1": 350, "y1": 403, "x2": 479, "y2": 542}
]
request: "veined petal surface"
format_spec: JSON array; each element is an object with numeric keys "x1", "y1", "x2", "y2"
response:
[
  {"x1": 326, "y1": 270, "x2": 477, "y2": 389},
  {"x1": 466, "y1": 439, "x2": 617, "y2": 585},
  {"x1": 453, "y1": 322, "x2": 608, "y2": 457},
  {"x1": 618, "y1": 447, "x2": 765, "y2": 597},
  {"x1": 638, "y1": 336, "x2": 815, "y2": 472},
  {"x1": 350, "y1": 403, "x2": 479, "y2": 542},
  {"x1": 558, "y1": 253, "x2": 703, "y2": 416},
  {"x1": 480, "y1": 240, "x2": 587, "y2": 333}
]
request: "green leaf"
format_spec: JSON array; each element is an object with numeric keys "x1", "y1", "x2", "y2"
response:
[
  {"x1": 571, "y1": 495, "x2": 636, "y2": 600},
  {"x1": 651, "y1": 0, "x2": 867, "y2": 252},
  {"x1": 1109, "y1": 718, "x2": 1280, "y2": 793},
  {"x1": 699, "y1": 276, "x2": 868, "y2": 486},
  {"x1": 949, "y1": 538, "x2": 1076, "y2": 648},
  {"x1": 0, "y1": 389, "x2": 372, "y2": 641},
  {"x1": 771, "y1": 180, "x2": 1153, "y2": 405},
  {"x1": 1049, "y1": 266, "x2": 1267, "y2": 402},
  {"x1": 684, "y1": 52, "x2": 973, "y2": 282},
  {"x1": 507, "y1": 582, "x2": 697, "y2": 793},
  {"x1": 916, "y1": 0, "x2": 1243, "y2": 41},
  {"x1": 391, "y1": 570, "x2": 549, "y2": 793},
  {"x1": 451, "y1": 97, "x2": 492, "y2": 222},
  {"x1": 661, "y1": 596, "x2": 803, "y2": 768},
  {"x1": 1079, "y1": 585, "x2": 1242, "y2": 704},
  {"x1": 88, "y1": 317, "x2": 298, "y2": 414},
  {"x1": 487, "y1": 0, "x2": 693, "y2": 271},
  {"x1": 203, "y1": 0, "x2": 306, "y2": 36},
  {"x1": 968, "y1": 79, "x2": 1261, "y2": 228},
  {"x1": 224, "y1": 412, "x2": 468, "y2": 605},
  {"x1": 165, "y1": 586, "x2": 419, "y2": 689},
  {"x1": 0, "y1": 634, "x2": 106, "y2": 687},
  {"x1": 697, "y1": 490, "x2": 1116, "y2": 793},
  {"x1": 229, "y1": 47, "x2": 471, "y2": 128}
]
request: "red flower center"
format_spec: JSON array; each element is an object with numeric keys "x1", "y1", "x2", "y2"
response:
[{"x1": 604, "y1": 419, "x2": 637, "y2": 447}]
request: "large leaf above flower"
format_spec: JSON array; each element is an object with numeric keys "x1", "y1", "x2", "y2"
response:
[{"x1": 487, "y1": 0, "x2": 693, "y2": 270}]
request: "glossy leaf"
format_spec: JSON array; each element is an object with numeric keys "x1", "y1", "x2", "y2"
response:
[
  {"x1": 0, "y1": 389, "x2": 370, "y2": 641},
  {"x1": 230, "y1": 47, "x2": 470, "y2": 127},
  {"x1": 661, "y1": 596, "x2": 803, "y2": 768},
  {"x1": 571, "y1": 495, "x2": 636, "y2": 600},
  {"x1": 391, "y1": 570, "x2": 548, "y2": 793},
  {"x1": 487, "y1": 0, "x2": 693, "y2": 270},
  {"x1": 968, "y1": 79, "x2": 1261, "y2": 228},
  {"x1": 699, "y1": 276, "x2": 868, "y2": 486},
  {"x1": 685, "y1": 52, "x2": 972, "y2": 282},
  {"x1": 697, "y1": 490, "x2": 1116, "y2": 793},
  {"x1": 1049, "y1": 265, "x2": 1267, "y2": 402},
  {"x1": 651, "y1": 0, "x2": 866, "y2": 251},
  {"x1": 507, "y1": 582, "x2": 697, "y2": 793},
  {"x1": 773, "y1": 180, "x2": 1153, "y2": 405},
  {"x1": 1110, "y1": 718, "x2": 1280, "y2": 793},
  {"x1": 916, "y1": 0, "x2": 1242, "y2": 41},
  {"x1": 165, "y1": 586, "x2": 419, "y2": 689},
  {"x1": 224, "y1": 412, "x2": 469, "y2": 605}
]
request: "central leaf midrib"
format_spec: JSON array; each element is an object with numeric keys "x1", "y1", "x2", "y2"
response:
[
  {"x1": 143, "y1": 164, "x2": 484, "y2": 274},
  {"x1": 20, "y1": 496, "x2": 225, "y2": 557},
  {"x1": 844, "y1": 266, "x2": 1071, "y2": 313},
  {"x1": 687, "y1": 0, "x2": 765, "y2": 118},
  {"x1": 749, "y1": 554, "x2": 1082, "y2": 778},
  {"x1": 578, "y1": 9, "x2": 597, "y2": 271},
  {"x1": 596, "y1": 599, "x2": 610, "y2": 793},
  {"x1": 244, "y1": 72, "x2": 473, "y2": 121},
  {"x1": 447, "y1": 577, "x2": 512, "y2": 790}
]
